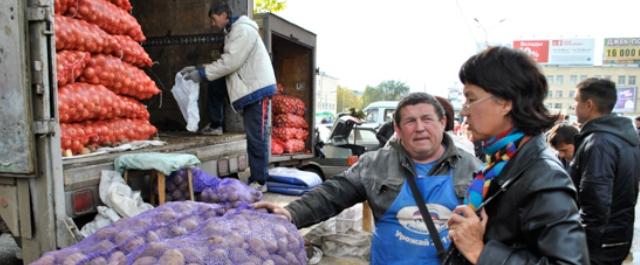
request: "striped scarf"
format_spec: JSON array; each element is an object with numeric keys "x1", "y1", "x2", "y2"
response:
[{"x1": 465, "y1": 129, "x2": 530, "y2": 210}]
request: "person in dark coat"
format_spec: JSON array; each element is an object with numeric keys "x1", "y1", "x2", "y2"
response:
[
  {"x1": 447, "y1": 47, "x2": 589, "y2": 265},
  {"x1": 570, "y1": 78, "x2": 640, "y2": 265}
]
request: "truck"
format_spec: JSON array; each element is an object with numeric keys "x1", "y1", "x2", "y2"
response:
[{"x1": 0, "y1": 0, "x2": 319, "y2": 262}]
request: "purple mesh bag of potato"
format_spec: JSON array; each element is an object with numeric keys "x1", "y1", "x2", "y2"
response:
[{"x1": 198, "y1": 178, "x2": 263, "y2": 207}]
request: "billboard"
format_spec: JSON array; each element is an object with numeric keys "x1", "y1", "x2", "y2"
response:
[
  {"x1": 614, "y1": 86, "x2": 637, "y2": 113},
  {"x1": 603, "y1": 38, "x2": 640, "y2": 64},
  {"x1": 549, "y1": 39, "x2": 594, "y2": 65},
  {"x1": 513, "y1": 40, "x2": 549, "y2": 63}
]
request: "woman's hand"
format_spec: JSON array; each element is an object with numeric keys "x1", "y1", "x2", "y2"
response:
[
  {"x1": 448, "y1": 206, "x2": 488, "y2": 264},
  {"x1": 252, "y1": 201, "x2": 293, "y2": 222}
]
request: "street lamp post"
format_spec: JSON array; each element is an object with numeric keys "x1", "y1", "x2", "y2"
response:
[{"x1": 474, "y1": 18, "x2": 506, "y2": 47}]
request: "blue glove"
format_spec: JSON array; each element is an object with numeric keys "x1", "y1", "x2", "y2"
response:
[{"x1": 179, "y1": 66, "x2": 203, "y2": 83}]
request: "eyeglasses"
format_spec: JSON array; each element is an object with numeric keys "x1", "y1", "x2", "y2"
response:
[{"x1": 462, "y1": 95, "x2": 494, "y2": 111}]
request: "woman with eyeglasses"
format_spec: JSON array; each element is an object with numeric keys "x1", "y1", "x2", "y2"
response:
[{"x1": 446, "y1": 47, "x2": 589, "y2": 265}]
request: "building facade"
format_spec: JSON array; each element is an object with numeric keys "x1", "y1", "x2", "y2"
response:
[
  {"x1": 315, "y1": 71, "x2": 338, "y2": 114},
  {"x1": 542, "y1": 65, "x2": 640, "y2": 117}
]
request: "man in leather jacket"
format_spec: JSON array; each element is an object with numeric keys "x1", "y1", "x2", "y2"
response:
[
  {"x1": 571, "y1": 78, "x2": 640, "y2": 265},
  {"x1": 255, "y1": 93, "x2": 481, "y2": 264}
]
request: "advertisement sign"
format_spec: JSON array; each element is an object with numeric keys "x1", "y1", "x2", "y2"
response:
[
  {"x1": 549, "y1": 39, "x2": 594, "y2": 65},
  {"x1": 603, "y1": 38, "x2": 640, "y2": 64},
  {"x1": 614, "y1": 86, "x2": 637, "y2": 113},
  {"x1": 513, "y1": 40, "x2": 549, "y2": 63}
]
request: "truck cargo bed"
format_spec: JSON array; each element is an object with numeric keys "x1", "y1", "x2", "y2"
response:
[{"x1": 62, "y1": 132, "x2": 246, "y2": 188}]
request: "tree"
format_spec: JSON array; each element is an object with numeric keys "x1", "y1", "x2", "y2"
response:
[
  {"x1": 337, "y1": 86, "x2": 363, "y2": 113},
  {"x1": 254, "y1": 0, "x2": 287, "y2": 13},
  {"x1": 362, "y1": 80, "x2": 410, "y2": 106}
]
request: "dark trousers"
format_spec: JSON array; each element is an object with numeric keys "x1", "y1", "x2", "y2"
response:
[
  {"x1": 590, "y1": 244, "x2": 631, "y2": 265},
  {"x1": 207, "y1": 77, "x2": 270, "y2": 183},
  {"x1": 206, "y1": 78, "x2": 227, "y2": 129},
  {"x1": 243, "y1": 97, "x2": 270, "y2": 184}
]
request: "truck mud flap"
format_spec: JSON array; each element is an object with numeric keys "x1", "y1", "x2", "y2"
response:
[{"x1": 0, "y1": 184, "x2": 20, "y2": 237}]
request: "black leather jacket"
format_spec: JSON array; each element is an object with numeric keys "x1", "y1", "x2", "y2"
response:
[
  {"x1": 570, "y1": 115, "x2": 640, "y2": 251},
  {"x1": 477, "y1": 135, "x2": 589, "y2": 265}
]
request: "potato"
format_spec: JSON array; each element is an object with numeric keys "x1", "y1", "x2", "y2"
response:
[
  {"x1": 261, "y1": 260, "x2": 275, "y2": 265},
  {"x1": 171, "y1": 190, "x2": 183, "y2": 200},
  {"x1": 210, "y1": 248, "x2": 228, "y2": 260},
  {"x1": 89, "y1": 257, "x2": 107, "y2": 265},
  {"x1": 264, "y1": 239, "x2": 278, "y2": 253},
  {"x1": 146, "y1": 231, "x2": 160, "y2": 242},
  {"x1": 180, "y1": 248, "x2": 205, "y2": 263},
  {"x1": 31, "y1": 255, "x2": 55, "y2": 265},
  {"x1": 95, "y1": 227, "x2": 118, "y2": 240},
  {"x1": 285, "y1": 252, "x2": 299, "y2": 265},
  {"x1": 124, "y1": 236, "x2": 146, "y2": 252},
  {"x1": 230, "y1": 247, "x2": 249, "y2": 263},
  {"x1": 158, "y1": 249, "x2": 185, "y2": 265},
  {"x1": 115, "y1": 230, "x2": 136, "y2": 245},
  {"x1": 227, "y1": 232, "x2": 244, "y2": 247},
  {"x1": 269, "y1": 254, "x2": 288, "y2": 264},
  {"x1": 204, "y1": 221, "x2": 230, "y2": 235},
  {"x1": 297, "y1": 252, "x2": 308, "y2": 264},
  {"x1": 179, "y1": 181, "x2": 188, "y2": 190},
  {"x1": 63, "y1": 252, "x2": 87, "y2": 265},
  {"x1": 272, "y1": 224, "x2": 288, "y2": 237},
  {"x1": 170, "y1": 225, "x2": 188, "y2": 236},
  {"x1": 131, "y1": 256, "x2": 157, "y2": 265},
  {"x1": 276, "y1": 238, "x2": 289, "y2": 255},
  {"x1": 286, "y1": 234, "x2": 301, "y2": 251},
  {"x1": 140, "y1": 242, "x2": 170, "y2": 257},
  {"x1": 156, "y1": 210, "x2": 178, "y2": 223},
  {"x1": 86, "y1": 240, "x2": 115, "y2": 253},
  {"x1": 208, "y1": 235, "x2": 225, "y2": 246},
  {"x1": 167, "y1": 182, "x2": 177, "y2": 192},
  {"x1": 247, "y1": 255, "x2": 263, "y2": 264},
  {"x1": 107, "y1": 251, "x2": 126, "y2": 265},
  {"x1": 248, "y1": 237, "x2": 266, "y2": 253},
  {"x1": 180, "y1": 217, "x2": 199, "y2": 230}
]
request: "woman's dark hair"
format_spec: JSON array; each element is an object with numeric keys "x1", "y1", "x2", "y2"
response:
[
  {"x1": 209, "y1": 1, "x2": 232, "y2": 17},
  {"x1": 458, "y1": 46, "x2": 556, "y2": 135},
  {"x1": 393, "y1": 92, "x2": 444, "y2": 126},
  {"x1": 435, "y1": 96, "x2": 454, "y2": 131},
  {"x1": 576, "y1": 78, "x2": 617, "y2": 114}
]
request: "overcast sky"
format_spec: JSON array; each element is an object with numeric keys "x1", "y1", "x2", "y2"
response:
[{"x1": 277, "y1": 0, "x2": 640, "y2": 96}]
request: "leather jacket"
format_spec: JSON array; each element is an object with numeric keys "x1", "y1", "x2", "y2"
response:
[
  {"x1": 476, "y1": 135, "x2": 589, "y2": 265},
  {"x1": 286, "y1": 133, "x2": 481, "y2": 228},
  {"x1": 570, "y1": 114, "x2": 640, "y2": 251}
]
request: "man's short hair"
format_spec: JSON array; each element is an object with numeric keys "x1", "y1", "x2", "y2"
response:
[
  {"x1": 393, "y1": 92, "x2": 444, "y2": 126},
  {"x1": 576, "y1": 78, "x2": 617, "y2": 114},
  {"x1": 635, "y1": 116, "x2": 640, "y2": 121},
  {"x1": 209, "y1": 1, "x2": 232, "y2": 17},
  {"x1": 547, "y1": 123, "x2": 579, "y2": 147}
]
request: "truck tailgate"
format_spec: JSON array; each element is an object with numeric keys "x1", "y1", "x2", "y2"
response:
[{"x1": 62, "y1": 132, "x2": 246, "y2": 188}]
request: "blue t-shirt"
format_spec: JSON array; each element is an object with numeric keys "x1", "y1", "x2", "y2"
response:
[{"x1": 370, "y1": 162, "x2": 459, "y2": 265}]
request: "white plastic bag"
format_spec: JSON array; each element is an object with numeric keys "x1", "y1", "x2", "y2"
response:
[
  {"x1": 171, "y1": 72, "x2": 200, "y2": 132},
  {"x1": 80, "y1": 206, "x2": 121, "y2": 237},
  {"x1": 99, "y1": 170, "x2": 153, "y2": 218}
]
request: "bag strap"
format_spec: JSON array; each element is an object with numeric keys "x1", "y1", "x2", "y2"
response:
[{"x1": 406, "y1": 174, "x2": 446, "y2": 260}]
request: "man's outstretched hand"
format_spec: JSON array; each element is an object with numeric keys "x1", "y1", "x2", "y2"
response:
[{"x1": 252, "y1": 201, "x2": 293, "y2": 222}]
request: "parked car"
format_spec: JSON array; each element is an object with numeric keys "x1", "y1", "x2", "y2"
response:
[
  {"x1": 362, "y1": 101, "x2": 398, "y2": 129},
  {"x1": 312, "y1": 115, "x2": 380, "y2": 178}
]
